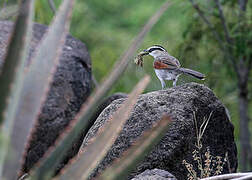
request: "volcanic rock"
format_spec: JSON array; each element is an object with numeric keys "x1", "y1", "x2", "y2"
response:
[{"x1": 81, "y1": 83, "x2": 237, "y2": 179}]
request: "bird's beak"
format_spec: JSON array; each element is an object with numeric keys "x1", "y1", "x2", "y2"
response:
[{"x1": 140, "y1": 49, "x2": 149, "y2": 56}]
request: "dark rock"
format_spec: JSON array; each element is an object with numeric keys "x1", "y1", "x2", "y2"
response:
[
  {"x1": 132, "y1": 169, "x2": 177, "y2": 180},
  {"x1": 81, "y1": 83, "x2": 237, "y2": 180},
  {"x1": 0, "y1": 21, "x2": 92, "y2": 172},
  {"x1": 88, "y1": 92, "x2": 128, "y2": 131},
  {"x1": 56, "y1": 93, "x2": 128, "y2": 174},
  {"x1": 97, "y1": 93, "x2": 128, "y2": 116}
]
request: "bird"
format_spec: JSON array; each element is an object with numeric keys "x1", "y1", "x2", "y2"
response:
[{"x1": 143, "y1": 45, "x2": 205, "y2": 89}]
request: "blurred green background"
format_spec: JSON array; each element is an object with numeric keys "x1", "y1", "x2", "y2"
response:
[
  {"x1": 33, "y1": 0, "x2": 247, "y2": 153},
  {"x1": 3, "y1": 0, "x2": 251, "y2": 170}
]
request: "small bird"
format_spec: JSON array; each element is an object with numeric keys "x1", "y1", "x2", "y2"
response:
[{"x1": 142, "y1": 45, "x2": 205, "y2": 89}]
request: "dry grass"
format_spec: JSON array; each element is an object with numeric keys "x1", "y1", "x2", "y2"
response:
[{"x1": 182, "y1": 111, "x2": 230, "y2": 180}]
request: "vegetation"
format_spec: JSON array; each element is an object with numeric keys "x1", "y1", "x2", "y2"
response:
[
  {"x1": 0, "y1": 0, "x2": 172, "y2": 179},
  {"x1": 183, "y1": 112, "x2": 230, "y2": 179},
  {"x1": 61, "y1": 0, "x2": 250, "y2": 171},
  {"x1": 183, "y1": 0, "x2": 252, "y2": 171},
  {"x1": 30, "y1": 1, "x2": 252, "y2": 155},
  {"x1": 1, "y1": 0, "x2": 252, "y2": 179}
]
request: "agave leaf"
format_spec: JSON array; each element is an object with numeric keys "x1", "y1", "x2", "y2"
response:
[
  {"x1": 98, "y1": 115, "x2": 172, "y2": 180},
  {"x1": 30, "y1": 1, "x2": 171, "y2": 179},
  {"x1": 1, "y1": 0, "x2": 75, "y2": 179},
  {"x1": 48, "y1": 0, "x2": 56, "y2": 14},
  {"x1": 56, "y1": 75, "x2": 150, "y2": 180},
  {"x1": 0, "y1": 0, "x2": 34, "y2": 178}
]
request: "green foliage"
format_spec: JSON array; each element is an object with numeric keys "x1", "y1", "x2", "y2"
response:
[
  {"x1": 0, "y1": 0, "x2": 173, "y2": 179},
  {"x1": 34, "y1": 0, "x2": 62, "y2": 24},
  {"x1": 180, "y1": 0, "x2": 252, "y2": 144},
  {"x1": 32, "y1": 0, "x2": 247, "y2": 147},
  {"x1": 0, "y1": 0, "x2": 17, "y2": 7},
  {"x1": 1, "y1": 0, "x2": 252, "y2": 179},
  {"x1": 34, "y1": 0, "x2": 193, "y2": 91},
  {"x1": 30, "y1": 2, "x2": 171, "y2": 179}
]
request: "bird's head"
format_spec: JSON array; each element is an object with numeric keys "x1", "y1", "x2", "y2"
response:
[{"x1": 143, "y1": 45, "x2": 167, "y2": 58}]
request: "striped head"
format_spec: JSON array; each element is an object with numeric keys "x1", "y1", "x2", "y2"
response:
[{"x1": 143, "y1": 45, "x2": 167, "y2": 58}]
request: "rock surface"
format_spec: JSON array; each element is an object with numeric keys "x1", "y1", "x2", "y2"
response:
[
  {"x1": 88, "y1": 92, "x2": 128, "y2": 131},
  {"x1": 132, "y1": 169, "x2": 177, "y2": 180},
  {"x1": 0, "y1": 21, "x2": 92, "y2": 172},
  {"x1": 56, "y1": 93, "x2": 128, "y2": 173},
  {"x1": 81, "y1": 83, "x2": 237, "y2": 180}
]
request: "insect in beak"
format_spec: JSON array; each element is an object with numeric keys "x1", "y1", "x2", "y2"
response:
[{"x1": 134, "y1": 50, "x2": 149, "y2": 67}]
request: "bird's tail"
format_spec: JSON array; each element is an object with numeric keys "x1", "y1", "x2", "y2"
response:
[{"x1": 180, "y1": 68, "x2": 205, "y2": 80}]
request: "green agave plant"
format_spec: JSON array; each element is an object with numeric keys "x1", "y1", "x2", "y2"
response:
[{"x1": 0, "y1": 0, "x2": 172, "y2": 179}]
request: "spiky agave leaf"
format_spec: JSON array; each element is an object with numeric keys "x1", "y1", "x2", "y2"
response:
[
  {"x1": 29, "y1": 2, "x2": 172, "y2": 179},
  {"x1": 98, "y1": 115, "x2": 172, "y2": 180},
  {"x1": 1, "y1": 0, "x2": 75, "y2": 179},
  {"x1": 0, "y1": 0, "x2": 34, "y2": 178},
  {"x1": 56, "y1": 75, "x2": 150, "y2": 180}
]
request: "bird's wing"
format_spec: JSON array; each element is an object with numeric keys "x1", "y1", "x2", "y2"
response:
[{"x1": 154, "y1": 55, "x2": 180, "y2": 70}]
